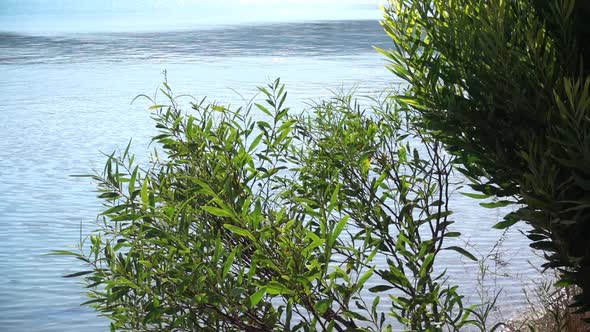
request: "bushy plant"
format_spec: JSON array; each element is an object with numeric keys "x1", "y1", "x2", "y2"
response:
[
  {"x1": 58, "y1": 79, "x2": 497, "y2": 331},
  {"x1": 381, "y1": 0, "x2": 590, "y2": 312}
]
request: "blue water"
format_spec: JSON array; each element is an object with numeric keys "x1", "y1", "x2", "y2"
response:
[
  {"x1": 0, "y1": 3, "x2": 542, "y2": 331},
  {"x1": 0, "y1": 0, "x2": 383, "y2": 34}
]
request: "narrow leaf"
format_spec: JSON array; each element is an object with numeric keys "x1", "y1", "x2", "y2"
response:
[
  {"x1": 249, "y1": 287, "x2": 267, "y2": 307},
  {"x1": 444, "y1": 246, "x2": 478, "y2": 261}
]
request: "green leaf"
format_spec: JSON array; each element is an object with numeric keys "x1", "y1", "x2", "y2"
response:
[
  {"x1": 265, "y1": 281, "x2": 293, "y2": 295},
  {"x1": 80, "y1": 298, "x2": 104, "y2": 306},
  {"x1": 69, "y1": 174, "x2": 96, "y2": 178},
  {"x1": 419, "y1": 253, "x2": 435, "y2": 278},
  {"x1": 396, "y1": 95, "x2": 427, "y2": 110},
  {"x1": 369, "y1": 285, "x2": 394, "y2": 293},
  {"x1": 479, "y1": 200, "x2": 513, "y2": 208},
  {"x1": 248, "y1": 134, "x2": 264, "y2": 152},
  {"x1": 129, "y1": 167, "x2": 138, "y2": 195},
  {"x1": 343, "y1": 310, "x2": 369, "y2": 321},
  {"x1": 98, "y1": 192, "x2": 119, "y2": 199},
  {"x1": 100, "y1": 205, "x2": 127, "y2": 215},
  {"x1": 223, "y1": 224, "x2": 255, "y2": 241},
  {"x1": 64, "y1": 270, "x2": 94, "y2": 278},
  {"x1": 314, "y1": 298, "x2": 332, "y2": 315},
  {"x1": 139, "y1": 260, "x2": 152, "y2": 268},
  {"x1": 358, "y1": 267, "x2": 375, "y2": 288},
  {"x1": 249, "y1": 287, "x2": 267, "y2": 307},
  {"x1": 554, "y1": 279, "x2": 573, "y2": 287},
  {"x1": 113, "y1": 277, "x2": 142, "y2": 291},
  {"x1": 329, "y1": 184, "x2": 340, "y2": 208},
  {"x1": 331, "y1": 215, "x2": 349, "y2": 246},
  {"x1": 493, "y1": 212, "x2": 520, "y2": 229},
  {"x1": 202, "y1": 206, "x2": 236, "y2": 219},
  {"x1": 444, "y1": 246, "x2": 478, "y2": 261},
  {"x1": 49, "y1": 250, "x2": 81, "y2": 257},
  {"x1": 530, "y1": 241, "x2": 555, "y2": 251},
  {"x1": 257, "y1": 87, "x2": 271, "y2": 97},
  {"x1": 460, "y1": 192, "x2": 491, "y2": 199},
  {"x1": 212, "y1": 105, "x2": 226, "y2": 112},
  {"x1": 223, "y1": 247, "x2": 238, "y2": 279},
  {"x1": 255, "y1": 103, "x2": 272, "y2": 116},
  {"x1": 148, "y1": 104, "x2": 168, "y2": 110},
  {"x1": 141, "y1": 179, "x2": 149, "y2": 205},
  {"x1": 493, "y1": 219, "x2": 519, "y2": 229}
]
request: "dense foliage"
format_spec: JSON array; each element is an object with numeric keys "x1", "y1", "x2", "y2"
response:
[
  {"x1": 381, "y1": 0, "x2": 590, "y2": 311},
  {"x1": 59, "y1": 80, "x2": 501, "y2": 331}
]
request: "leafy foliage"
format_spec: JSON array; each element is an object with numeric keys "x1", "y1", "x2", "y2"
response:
[
  {"x1": 60, "y1": 79, "x2": 493, "y2": 331},
  {"x1": 381, "y1": 0, "x2": 590, "y2": 311}
]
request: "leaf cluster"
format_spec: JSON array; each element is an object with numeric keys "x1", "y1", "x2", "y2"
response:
[
  {"x1": 381, "y1": 0, "x2": 590, "y2": 312},
  {"x1": 60, "y1": 80, "x2": 490, "y2": 331}
]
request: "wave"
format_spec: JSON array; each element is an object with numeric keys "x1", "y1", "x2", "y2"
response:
[{"x1": 0, "y1": 20, "x2": 391, "y2": 65}]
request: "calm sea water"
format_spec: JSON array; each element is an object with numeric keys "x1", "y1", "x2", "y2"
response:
[{"x1": 0, "y1": 13, "x2": 542, "y2": 331}]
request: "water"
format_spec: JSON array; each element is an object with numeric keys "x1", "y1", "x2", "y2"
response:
[{"x1": 0, "y1": 8, "x2": 541, "y2": 331}]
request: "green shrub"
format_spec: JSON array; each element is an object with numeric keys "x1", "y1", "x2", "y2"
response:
[
  {"x1": 381, "y1": 0, "x2": 590, "y2": 312},
  {"x1": 59, "y1": 79, "x2": 496, "y2": 331}
]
